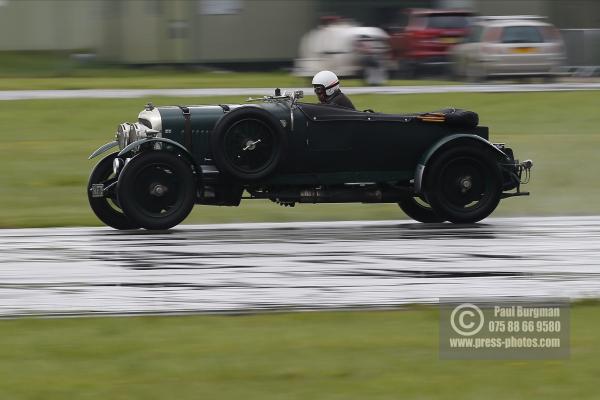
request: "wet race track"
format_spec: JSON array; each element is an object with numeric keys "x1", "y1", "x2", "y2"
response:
[{"x1": 1, "y1": 216, "x2": 600, "y2": 317}]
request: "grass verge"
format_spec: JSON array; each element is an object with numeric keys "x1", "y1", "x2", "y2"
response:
[
  {"x1": 0, "y1": 74, "x2": 454, "y2": 90},
  {"x1": 0, "y1": 91, "x2": 599, "y2": 227},
  {"x1": 0, "y1": 52, "x2": 453, "y2": 89},
  {"x1": 0, "y1": 303, "x2": 598, "y2": 399}
]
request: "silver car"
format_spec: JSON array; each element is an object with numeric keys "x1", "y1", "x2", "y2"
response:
[{"x1": 451, "y1": 16, "x2": 565, "y2": 81}]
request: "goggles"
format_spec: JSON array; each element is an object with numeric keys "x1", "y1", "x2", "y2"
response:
[{"x1": 313, "y1": 85, "x2": 326, "y2": 95}]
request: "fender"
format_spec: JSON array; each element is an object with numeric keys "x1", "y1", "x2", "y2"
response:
[
  {"x1": 117, "y1": 137, "x2": 198, "y2": 168},
  {"x1": 88, "y1": 141, "x2": 118, "y2": 160},
  {"x1": 413, "y1": 133, "x2": 509, "y2": 194}
]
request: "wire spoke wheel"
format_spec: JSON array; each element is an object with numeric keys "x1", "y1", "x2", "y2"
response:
[
  {"x1": 117, "y1": 152, "x2": 196, "y2": 230},
  {"x1": 87, "y1": 152, "x2": 139, "y2": 230},
  {"x1": 439, "y1": 157, "x2": 488, "y2": 209},
  {"x1": 132, "y1": 165, "x2": 181, "y2": 216},
  {"x1": 425, "y1": 146, "x2": 502, "y2": 224}
]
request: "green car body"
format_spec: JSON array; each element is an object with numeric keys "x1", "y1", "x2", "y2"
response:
[{"x1": 88, "y1": 90, "x2": 532, "y2": 230}]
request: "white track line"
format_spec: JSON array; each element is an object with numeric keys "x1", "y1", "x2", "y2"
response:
[{"x1": 1, "y1": 83, "x2": 600, "y2": 100}]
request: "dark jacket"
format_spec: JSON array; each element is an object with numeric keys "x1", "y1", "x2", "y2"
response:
[{"x1": 325, "y1": 90, "x2": 355, "y2": 110}]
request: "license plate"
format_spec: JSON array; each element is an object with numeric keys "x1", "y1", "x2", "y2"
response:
[
  {"x1": 440, "y1": 37, "x2": 458, "y2": 44},
  {"x1": 511, "y1": 47, "x2": 536, "y2": 54},
  {"x1": 91, "y1": 184, "x2": 104, "y2": 198}
]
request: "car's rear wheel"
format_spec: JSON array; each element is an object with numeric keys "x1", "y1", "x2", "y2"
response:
[
  {"x1": 211, "y1": 108, "x2": 287, "y2": 181},
  {"x1": 398, "y1": 194, "x2": 446, "y2": 223},
  {"x1": 424, "y1": 146, "x2": 502, "y2": 223},
  {"x1": 88, "y1": 152, "x2": 139, "y2": 230},
  {"x1": 117, "y1": 151, "x2": 196, "y2": 230}
]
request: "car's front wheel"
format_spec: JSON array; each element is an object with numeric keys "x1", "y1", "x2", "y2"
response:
[
  {"x1": 88, "y1": 152, "x2": 139, "y2": 230},
  {"x1": 117, "y1": 151, "x2": 196, "y2": 230},
  {"x1": 424, "y1": 146, "x2": 502, "y2": 223},
  {"x1": 398, "y1": 194, "x2": 446, "y2": 223}
]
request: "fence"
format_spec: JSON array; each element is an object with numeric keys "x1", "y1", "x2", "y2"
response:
[{"x1": 560, "y1": 29, "x2": 600, "y2": 76}]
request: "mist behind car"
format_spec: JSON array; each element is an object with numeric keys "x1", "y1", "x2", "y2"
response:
[{"x1": 451, "y1": 16, "x2": 566, "y2": 81}]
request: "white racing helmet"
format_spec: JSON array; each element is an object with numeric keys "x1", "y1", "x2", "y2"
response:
[{"x1": 312, "y1": 70, "x2": 340, "y2": 96}]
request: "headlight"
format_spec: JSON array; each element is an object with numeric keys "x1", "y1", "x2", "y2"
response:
[
  {"x1": 115, "y1": 122, "x2": 149, "y2": 150},
  {"x1": 116, "y1": 123, "x2": 130, "y2": 150},
  {"x1": 128, "y1": 123, "x2": 147, "y2": 144}
]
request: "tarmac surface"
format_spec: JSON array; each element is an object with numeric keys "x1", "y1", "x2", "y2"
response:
[
  {"x1": 2, "y1": 82, "x2": 600, "y2": 100},
  {"x1": 1, "y1": 216, "x2": 600, "y2": 317}
]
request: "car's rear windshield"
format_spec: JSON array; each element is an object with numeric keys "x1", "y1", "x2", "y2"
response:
[
  {"x1": 501, "y1": 25, "x2": 544, "y2": 43},
  {"x1": 426, "y1": 14, "x2": 472, "y2": 29},
  {"x1": 465, "y1": 25, "x2": 484, "y2": 42}
]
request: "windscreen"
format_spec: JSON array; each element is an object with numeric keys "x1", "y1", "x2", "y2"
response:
[
  {"x1": 426, "y1": 14, "x2": 472, "y2": 29},
  {"x1": 501, "y1": 26, "x2": 544, "y2": 43}
]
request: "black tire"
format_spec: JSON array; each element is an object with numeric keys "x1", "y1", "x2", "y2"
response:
[
  {"x1": 424, "y1": 146, "x2": 502, "y2": 224},
  {"x1": 211, "y1": 107, "x2": 287, "y2": 181},
  {"x1": 117, "y1": 151, "x2": 196, "y2": 230},
  {"x1": 87, "y1": 153, "x2": 139, "y2": 230},
  {"x1": 398, "y1": 194, "x2": 446, "y2": 223}
]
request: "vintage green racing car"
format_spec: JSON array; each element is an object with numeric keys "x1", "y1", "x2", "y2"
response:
[{"x1": 88, "y1": 89, "x2": 532, "y2": 230}]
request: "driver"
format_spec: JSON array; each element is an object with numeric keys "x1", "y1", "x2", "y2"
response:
[{"x1": 312, "y1": 70, "x2": 355, "y2": 110}]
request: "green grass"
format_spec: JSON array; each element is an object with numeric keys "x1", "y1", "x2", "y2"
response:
[
  {"x1": 0, "y1": 71, "x2": 309, "y2": 90},
  {"x1": 0, "y1": 91, "x2": 599, "y2": 228},
  {"x1": 0, "y1": 73, "x2": 453, "y2": 90},
  {"x1": 0, "y1": 51, "x2": 455, "y2": 89},
  {"x1": 0, "y1": 304, "x2": 598, "y2": 399}
]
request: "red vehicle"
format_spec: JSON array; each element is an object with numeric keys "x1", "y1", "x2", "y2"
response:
[{"x1": 389, "y1": 8, "x2": 475, "y2": 77}]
